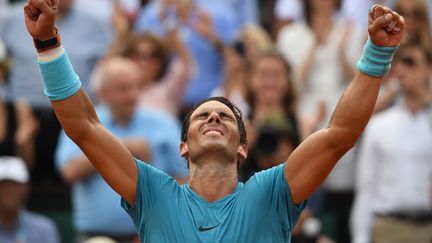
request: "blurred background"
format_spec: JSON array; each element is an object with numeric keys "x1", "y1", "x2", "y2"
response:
[{"x1": 0, "y1": 0, "x2": 431, "y2": 242}]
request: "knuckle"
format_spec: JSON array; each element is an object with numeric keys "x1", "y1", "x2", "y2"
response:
[{"x1": 46, "y1": 10, "x2": 55, "y2": 17}]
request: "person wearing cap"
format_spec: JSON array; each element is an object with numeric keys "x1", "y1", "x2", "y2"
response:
[{"x1": 0, "y1": 156, "x2": 60, "y2": 243}]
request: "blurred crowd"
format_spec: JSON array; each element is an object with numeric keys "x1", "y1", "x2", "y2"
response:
[{"x1": 0, "y1": 0, "x2": 431, "y2": 242}]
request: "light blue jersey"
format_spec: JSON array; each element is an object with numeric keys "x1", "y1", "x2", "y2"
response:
[{"x1": 121, "y1": 160, "x2": 306, "y2": 242}]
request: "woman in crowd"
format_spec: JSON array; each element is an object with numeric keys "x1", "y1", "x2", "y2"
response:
[
  {"x1": 395, "y1": 0, "x2": 431, "y2": 49},
  {"x1": 277, "y1": 0, "x2": 363, "y2": 126},
  {"x1": 122, "y1": 31, "x2": 192, "y2": 118},
  {"x1": 240, "y1": 51, "x2": 300, "y2": 180},
  {"x1": 212, "y1": 25, "x2": 274, "y2": 116},
  {"x1": 98, "y1": 4, "x2": 193, "y2": 119}
]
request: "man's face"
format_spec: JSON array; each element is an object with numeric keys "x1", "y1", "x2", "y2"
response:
[
  {"x1": 0, "y1": 180, "x2": 27, "y2": 213},
  {"x1": 101, "y1": 66, "x2": 140, "y2": 119},
  {"x1": 180, "y1": 101, "x2": 247, "y2": 165},
  {"x1": 395, "y1": 47, "x2": 431, "y2": 96}
]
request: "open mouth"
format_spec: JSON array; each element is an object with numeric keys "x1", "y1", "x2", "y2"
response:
[{"x1": 203, "y1": 130, "x2": 223, "y2": 136}]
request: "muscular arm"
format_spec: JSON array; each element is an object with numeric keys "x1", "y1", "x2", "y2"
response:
[
  {"x1": 284, "y1": 5, "x2": 404, "y2": 205},
  {"x1": 24, "y1": 0, "x2": 140, "y2": 205},
  {"x1": 285, "y1": 73, "x2": 380, "y2": 204},
  {"x1": 52, "y1": 90, "x2": 138, "y2": 204}
]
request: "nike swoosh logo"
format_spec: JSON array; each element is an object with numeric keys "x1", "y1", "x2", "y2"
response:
[{"x1": 198, "y1": 223, "x2": 220, "y2": 232}]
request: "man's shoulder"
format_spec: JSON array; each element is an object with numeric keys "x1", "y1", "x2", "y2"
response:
[{"x1": 245, "y1": 164, "x2": 285, "y2": 186}]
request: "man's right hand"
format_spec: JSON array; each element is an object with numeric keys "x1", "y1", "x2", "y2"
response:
[{"x1": 24, "y1": 0, "x2": 59, "y2": 40}]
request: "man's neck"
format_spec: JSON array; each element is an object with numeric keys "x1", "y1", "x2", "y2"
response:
[
  {"x1": 404, "y1": 90, "x2": 431, "y2": 114},
  {"x1": 188, "y1": 160, "x2": 238, "y2": 203},
  {"x1": 0, "y1": 210, "x2": 20, "y2": 230}
]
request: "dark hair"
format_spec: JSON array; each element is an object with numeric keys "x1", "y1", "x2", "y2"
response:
[
  {"x1": 181, "y1": 96, "x2": 248, "y2": 145},
  {"x1": 303, "y1": 0, "x2": 342, "y2": 26},
  {"x1": 396, "y1": 41, "x2": 432, "y2": 64},
  {"x1": 123, "y1": 32, "x2": 170, "y2": 81},
  {"x1": 246, "y1": 50, "x2": 297, "y2": 116},
  {"x1": 395, "y1": 0, "x2": 431, "y2": 50}
]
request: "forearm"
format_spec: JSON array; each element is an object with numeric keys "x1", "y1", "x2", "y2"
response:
[
  {"x1": 326, "y1": 72, "x2": 381, "y2": 147},
  {"x1": 284, "y1": 4, "x2": 404, "y2": 205},
  {"x1": 38, "y1": 46, "x2": 100, "y2": 139},
  {"x1": 51, "y1": 89, "x2": 100, "y2": 141},
  {"x1": 327, "y1": 35, "x2": 399, "y2": 147}
]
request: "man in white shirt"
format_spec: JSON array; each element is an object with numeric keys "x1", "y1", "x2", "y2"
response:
[{"x1": 351, "y1": 42, "x2": 432, "y2": 243}]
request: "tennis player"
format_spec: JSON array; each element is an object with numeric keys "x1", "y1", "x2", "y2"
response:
[{"x1": 24, "y1": 0, "x2": 404, "y2": 242}]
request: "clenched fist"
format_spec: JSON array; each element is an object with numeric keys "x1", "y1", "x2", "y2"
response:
[
  {"x1": 368, "y1": 4, "x2": 405, "y2": 47},
  {"x1": 24, "y1": 0, "x2": 59, "y2": 41}
]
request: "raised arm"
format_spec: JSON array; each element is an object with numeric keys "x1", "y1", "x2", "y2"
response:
[
  {"x1": 284, "y1": 5, "x2": 405, "y2": 204},
  {"x1": 24, "y1": 0, "x2": 138, "y2": 204}
]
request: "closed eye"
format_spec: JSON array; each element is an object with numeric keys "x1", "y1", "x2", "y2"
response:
[
  {"x1": 193, "y1": 112, "x2": 209, "y2": 120},
  {"x1": 219, "y1": 112, "x2": 235, "y2": 121}
]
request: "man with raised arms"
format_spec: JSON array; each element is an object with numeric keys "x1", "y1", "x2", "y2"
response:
[{"x1": 23, "y1": 0, "x2": 404, "y2": 242}]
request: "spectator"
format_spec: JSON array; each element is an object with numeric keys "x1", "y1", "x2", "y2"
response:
[
  {"x1": 240, "y1": 52, "x2": 301, "y2": 180},
  {"x1": 100, "y1": 2, "x2": 194, "y2": 118},
  {"x1": 240, "y1": 25, "x2": 274, "y2": 62},
  {"x1": 0, "y1": 0, "x2": 112, "y2": 185},
  {"x1": 277, "y1": 0, "x2": 363, "y2": 124},
  {"x1": 394, "y1": 0, "x2": 432, "y2": 49},
  {"x1": 0, "y1": 38, "x2": 37, "y2": 167},
  {"x1": 134, "y1": 0, "x2": 237, "y2": 111},
  {"x1": 341, "y1": 0, "x2": 432, "y2": 32},
  {"x1": 211, "y1": 25, "x2": 273, "y2": 115},
  {"x1": 351, "y1": 43, "x2": 432, "y2": 243},
  {"x1": 371, "y1": 0, "x2": 432, "y2": 114},
  {"x1": 73, "y1": 0, "x2": 141, "y2": 23},
  {"x1": 195, "y1": 0, "x2": 258, "y2": 29},
  {"x1": 0, "y1": 156, "x2": 59, "y2": 243},
  {"x1": 116, "y1": 31, "x2": 192, "y2": 117},
  {"x1": 56, "y1": 57, "x2": 187, "y2": 243}
]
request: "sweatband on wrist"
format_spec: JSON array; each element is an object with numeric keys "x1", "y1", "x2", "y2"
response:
[
  {"x1": 356, "y1": 38, "x2": 398, "y2": 77},
  {"x1": 38, "y1": 46, "x2": 64, "y2": 61},
  {"x1": 38, "y1": 48, "x2": 82, "y2": 101}
]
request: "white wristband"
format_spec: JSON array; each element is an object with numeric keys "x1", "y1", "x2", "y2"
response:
[{"x1": 37, "y1": 46, "x2": 65, "y2": 62}]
